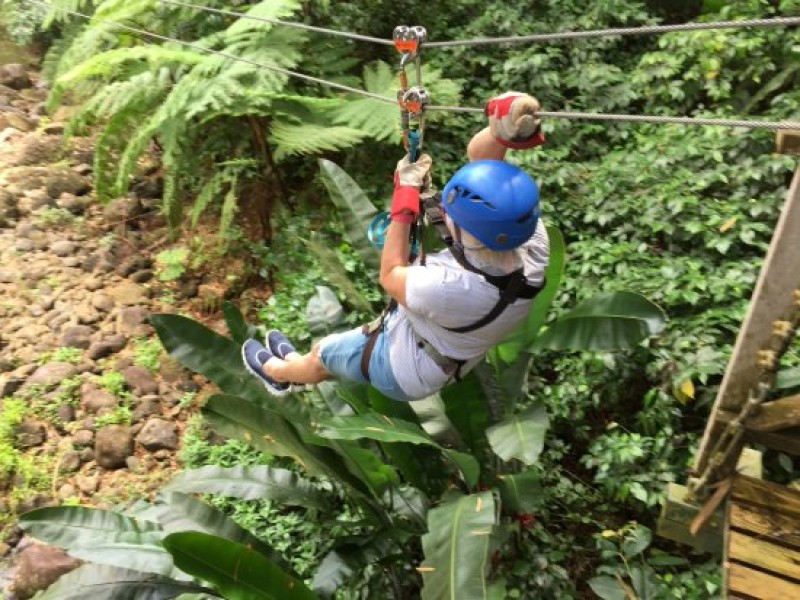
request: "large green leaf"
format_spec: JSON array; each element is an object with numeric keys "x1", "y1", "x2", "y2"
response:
[
  {"x1": 776, "y1": 365, "x2": 800, "y2": 392},
  {"x1": 313, "y1": 530, "x2": 409, "y2": 598},
  {"x1": 163, "y1": 532, "x2": 320, "y2": 600},
  {"x1": 338, "y1": 385, "x2": 444, "y2": 496},
  {"x1": 495, "y1": 226, "x2": 566, "y2": 363},
  {"x1": 150, "y1": 314, "x2": 310, "y2": 422},
  {"x1": 222, "y1": 301, "x2": 259, "y2": 345},
  {"x1": 34, "y1": 564, "x2": 216, "y2": 600},
  {"x1": 486, "y1": 403, "x2": 549, "y2": 465},
  {"x1": 319, "y1": 413, "x2": 480, "y2": 487},
  {"x1": 440, "y1": 371, "x2": 492, "y2": 460},
  {"x1": 163, "y1": 465, "x2": 327, "y2": 509},
  {"x1": 496, "y1": 470, "x2": 543, "y2": 515},
  {"x1": 68, "y1": 543, "x2": 176, "y2": 577},
  {"x1": 142, "y1": 492, "x2": 291, "y2": 574},
  {"x1": 318, "y1": 158, "x2": 381, "y2": 277},
  {"x1": 530, "y1": 291, "x2": 666, "y2": 352},
  {"x1": 202, "y1": 394, "x2": 373, "y2": 499},
  {"x1": 19, "y1": 506, "x2": 161, "y2": 549},
  {"x1": 419, "y1": 492, "x2": 497, "y2": 600}
]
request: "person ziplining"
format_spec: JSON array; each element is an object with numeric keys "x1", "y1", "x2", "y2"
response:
[{"x1": 241, "y1": 91, "x2": 551, "y2": 401}]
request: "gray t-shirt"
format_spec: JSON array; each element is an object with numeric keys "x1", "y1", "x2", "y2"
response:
[{"x1": 386, "y1": 221, "x2": 549, "y2": 399}]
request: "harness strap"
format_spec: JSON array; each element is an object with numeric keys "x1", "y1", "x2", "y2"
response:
[
  {"x1": 413, "y1": 331, "x2": 467, "y2": 381},
  {"x1": 360, "y1": 317, "x2": 383, "y2": 382}
]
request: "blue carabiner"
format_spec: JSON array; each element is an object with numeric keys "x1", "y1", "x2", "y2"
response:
[
  {"x1": 367, "y1": 211, "x2": 420, "y2": 254},
  {"x1": 408, "y1": 130, "x2": 420, "y2": 163}
]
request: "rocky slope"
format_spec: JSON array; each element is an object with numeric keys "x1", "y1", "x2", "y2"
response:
[{"x1": 0, "y1": 64, "x2": 215, "y2": 598}]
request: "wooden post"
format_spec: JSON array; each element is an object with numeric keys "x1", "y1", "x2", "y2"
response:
[{"x1": 693, "y1": 141, "x2": 800, "y2": 482}]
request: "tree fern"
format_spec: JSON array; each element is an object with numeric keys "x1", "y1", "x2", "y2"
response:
[
  {"x1": 42, "y1": 0, "x2": 97, "y2": 29},
  {"x1": 270, "y1": 123, "x2": 365, "y2": 160},
  {"x1": 332, "y1": 61, "x2": 464, "y2": 142}
]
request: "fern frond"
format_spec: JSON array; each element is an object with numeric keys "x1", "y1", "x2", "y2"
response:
[
  {"x1": 270, "y1": 122, "x2": 366, "y2": 160},
  {"x1": 331, "y1": 61, "x2": 398, "y2": 141},
  {"x1": 190, "y1": 169, "x2": 227, "y2": 228},
  {"x1": 162, "y1": 147, "x2": 182, "y2": 233},
  {"x1": 225, "y1": 0, "x2": 303, "y2": 37},
  {"x1": 42, "y1": 0, "x2": 96, "y2": 29},
  {"x1": 58, "y1": 46, "x2": 203, "y2": 86},
  {"x1": 219, "y1": 175, "x2": 239, "y2": 240}
]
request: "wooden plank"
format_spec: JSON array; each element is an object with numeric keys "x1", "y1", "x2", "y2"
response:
[
  {"x1": 776, "y1": 130, "x2": 800, "y2": 155},
  {"x1": 694, "y1": 162, "x2": 800, "y2": 477},
  {"x1": 718, "y1": 396, "x2": 800, "y2": 432},
  {"x1": 657, "y1": 483, "x2": 723, "y2": 554},
  {"x1": 730, "y1": 503, "x2": 800, "y2": 549},
  {"x1": 728, "y1": 562, "x2": 800, "y2": 599},
  {"x1": 743, "y1": 429, "x2": 800, "y2": 457},
  {"x1": 731, "y1": 476, "x2": 800, "y2": 520},
  {"x1": 728, "y1": 530, "x2": 800, "y2": 580}
]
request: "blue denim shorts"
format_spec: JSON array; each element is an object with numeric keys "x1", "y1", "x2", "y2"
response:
[{"x1": 318, "y1": 324, "x2": 412, "y2": 402}]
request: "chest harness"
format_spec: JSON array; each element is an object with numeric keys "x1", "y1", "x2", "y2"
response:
[{"x1": 360, "y1": 192, "x2": 543, "y2": 383}]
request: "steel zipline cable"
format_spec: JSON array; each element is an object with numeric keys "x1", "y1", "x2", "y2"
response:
[
  {"x1": 424, "y1": 15, "x2": 800, "y2": 47},
  {"x1": 158, "y1": 0, "x2": 800, "y2": 48},
  {"x1": 33, "y1": 0, "x2": 800, "y2": 131},
  {"x1": 30, "y1": 0, "x2": 392, "y2": 102},
  {"x1": 157, "y1": 0, "x2": 393, "y2": 46}
]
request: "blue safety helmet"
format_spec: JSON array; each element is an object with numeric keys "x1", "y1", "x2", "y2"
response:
[{"x1": 442, "y1": 160, "x2": 540, "y2": 251}]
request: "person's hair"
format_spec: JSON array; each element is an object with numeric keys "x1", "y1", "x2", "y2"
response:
[{"x1": 445, "y1": 214, "x2": 523, "y2": 275}]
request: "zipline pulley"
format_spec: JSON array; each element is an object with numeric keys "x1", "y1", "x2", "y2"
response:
[
  {"x1": 369, "y1": 26, "x2": 432, "y2": 252},
  {"x1": 393, "y1": 25, "x2": 428, "y2": 162}
]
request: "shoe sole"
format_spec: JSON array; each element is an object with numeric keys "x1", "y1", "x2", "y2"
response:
[{"x1": 241, "y1": 343, "x2": 291, "y2": 397}]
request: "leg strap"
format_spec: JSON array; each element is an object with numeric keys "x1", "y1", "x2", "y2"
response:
[{"x1": 360, "y1": 318, "x2": 383, "y2": 382}]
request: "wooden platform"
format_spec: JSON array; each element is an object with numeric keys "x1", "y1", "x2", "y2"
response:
[{"x1": 726, "y1": 476, "x2": 800, "y2": 599}]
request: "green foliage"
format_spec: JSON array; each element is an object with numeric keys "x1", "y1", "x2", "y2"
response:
[
  {"x1": 0, "y1": 397, "x2": 27, "y2": 481},
  {"x1": 38, "y1": 347, "x2": 84, "y2": 365},
  {"x1": 133, "y1": 337, "x2": 164, "y2": 372},
  {"x1": 94, "y1": 405, "x2": 132, "y2": 427},
  {"x1": 155, "y1": 246, "x2": 189, "y2": 282},
  {"x1": 590, "y1": 524, "x2": 721, "y2": 600},
  {"x1": 0, "y1": 0, "x2": 48, "y2": 44},
  {"x1": 98, "y1": 370, "x2": 127, "y2": 396}
]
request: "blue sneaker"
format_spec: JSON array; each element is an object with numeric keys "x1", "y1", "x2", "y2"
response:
[
  {"x1": 267, "y1": 329, "x2": 297, "y2": 359},
  {"x1": 266, "y1": 330, "x2": 308, "y2": 392},
  {"x1": 241, "y1": 339, "x2": 290, "y2": 397}
]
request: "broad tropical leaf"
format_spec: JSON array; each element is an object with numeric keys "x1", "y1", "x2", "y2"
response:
[
  {"x1": 313, "y1": 531, "x2": 409, "y2": 598},
  {"x1": 419, "y1": 492, "x2": 497, "y2": 600},
  {"x1": 530, "y1": 291, "x2": 666, "y2": 352},
  {"x1": 318, "y1": 158, "x2": 381, "y2": 276},
  {"x1": 34, "y1": 564, "x2": 215, "y2": 600},
  {"x1": 440, "y1": 371, "x2": 492, "y2": 459},
  {"x1": 67, "y1": 544, "x2": 177, "y2": 578},
  {"x1": 776, "y1": 365, "x2": 800, "y2": 392},
  {"x1": 141, "y1": 492, "x2": 291, "y2": 574},
  {"x1": 496, "y1": 470, "x2": 543, "y2": 514},
  {"x1": 486, "y1": 403, "x2": 549, "y2": 465},
  {"x1": 202, "y1": 394, "x2": 373, "y2": 499},
  {"x1": 319, "y1": 413, "x2": 480, "y2": 487},
  {"x1": 163, "y1": 532, "x2": 320, "y2": 600},
  {"x1": 163, "y1": 465, "x2": 327, "y2": 508},
  {"x1": 495, "y1": 226, "x2": 566, "y2": 363},
  {"x1": 222, "y1": 301, "x2": 259, "y2": 345},
  {"x1": 19, "y1": 506, "x2": 161, "y2": 548},
  {"x1": 150, "y1": 313, "x2": 311, "y2": 421}
]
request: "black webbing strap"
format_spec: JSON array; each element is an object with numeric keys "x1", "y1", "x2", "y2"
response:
[{"x1": 421, "y1": 196, "x2": 542, "y2": 334}]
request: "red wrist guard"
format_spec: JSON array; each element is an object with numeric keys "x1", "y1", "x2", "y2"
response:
[
  {"x1": 496, "y1": 131, "x2": 546, "y2": 150},
  {"x1": 390, "y1": 186, "x2": 419, "y2": 224}
]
